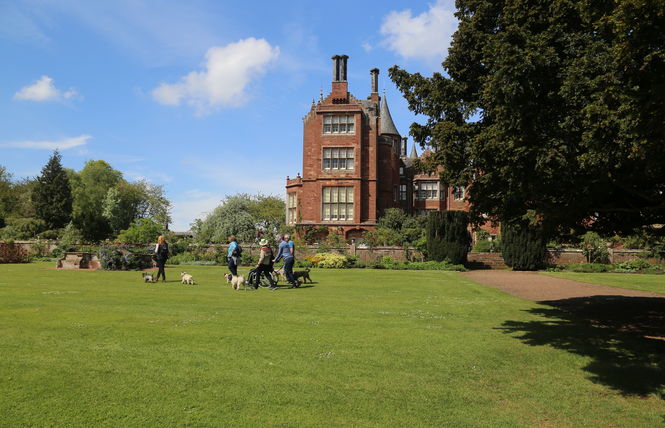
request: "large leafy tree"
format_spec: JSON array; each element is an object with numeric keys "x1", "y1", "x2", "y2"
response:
[
  {"x1": 71, "y1": 160, "x2": 122, "y2": 241},
  {"x1": 390, "y1": 0, "x2": 665, "y2": 236},
  {"x1": 31, "y1": 150, "x2": 73, "y2": 230},
  {"x1": 193, "y1": 193, "x2": 286, "y2": 243},
  {"x1": 102, "y1": 181, "x2": 171, "y2": 235}
]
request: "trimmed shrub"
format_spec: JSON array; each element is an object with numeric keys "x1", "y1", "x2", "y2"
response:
[
  {"x1": 501, "y1": 222, "x2": 547, "y2": 271},
  {"x1": 99, "y1": 245, "x2": 152, "y2": 270},
  {"x1": 426, "y1": 211, "x2": 469, "y2": 264}
]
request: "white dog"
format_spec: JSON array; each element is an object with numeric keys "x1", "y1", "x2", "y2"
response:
[
  {"x1": 180, "y1": 272, "x2": 196, "y2": 285},
  {"x1": 224, "y1": 273, "x2": 247, "y2": 290}
]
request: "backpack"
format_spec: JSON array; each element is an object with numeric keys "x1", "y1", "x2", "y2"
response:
[
  {"x1": 158, "y1": 243, "x2": 169, "y2": 259},
  {"x1": 232, "y1": 243, "x2": 243, "y2": 257}
]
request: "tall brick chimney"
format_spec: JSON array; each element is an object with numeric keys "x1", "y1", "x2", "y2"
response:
[
  {"x1": 331, "y1": 55, "x2": 349, "y2": 99},
  {"x1": 370, "y1": 68, "x2": 379, "y2": 93},
  {"x1": 370, "y1": 68, "x2": 380, "y2": 102}
]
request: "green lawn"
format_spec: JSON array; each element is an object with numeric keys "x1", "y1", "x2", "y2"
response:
[
  {"x1": 1, "y1": 263, "x2": 663, "y2": 427},
  {"x1": 545, "y1": 272, "x2": 665, "y2": 294}
]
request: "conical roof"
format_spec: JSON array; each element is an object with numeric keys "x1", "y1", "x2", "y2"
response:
[
  {"x1": 410, "y1": 143, "x2": 418, "y2": 159},
  {"x1": 379, "y1": 95, "x2": 400, "y2": 136}
]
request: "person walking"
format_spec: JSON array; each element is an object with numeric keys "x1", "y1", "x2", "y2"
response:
[
  {"x1": 274, "y1": 234, "x2": 297, "y2": 288},
  {"x1": 154, "y1": 235, "x2": 169, "y2": 282},
  {"x1": 227, "y1": 235, "x2": 241, "y2": 277},
  {"x1": 254, "y1": 238, "x2": 276, "y2": 290}
]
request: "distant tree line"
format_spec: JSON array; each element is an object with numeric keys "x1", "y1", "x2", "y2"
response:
[{"x1": 0, "y1": 150, "x2": 171, "y2": 243}]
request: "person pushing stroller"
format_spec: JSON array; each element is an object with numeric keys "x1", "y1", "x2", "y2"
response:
[{"x1": 253, "y1": 238, "x2": 277, "y2": 290}]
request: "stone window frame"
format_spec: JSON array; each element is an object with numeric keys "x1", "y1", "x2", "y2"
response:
[
  {"x1": 287, "y1": 192, "x2": 297, "y2": 225},
  {"x1": 323, "y1": 114, "x2": 355, "y2": 135},
  {"x1": 322, "y1": 147, "x2": 355, "y2": 171},
  {"x1": 416, "y1": 181, "x2": 440, "y2": 200},
  {"x1": 322, "y1": 186, "x2": 354, "y2": 221}
]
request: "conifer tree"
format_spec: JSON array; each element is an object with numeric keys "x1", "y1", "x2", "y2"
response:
[
  {"x1": 426, "y1": 210, "x2": 469, "y2": 264},
  {"x1": 32, "y1": 150, "x2": 72, "y2": 230}
]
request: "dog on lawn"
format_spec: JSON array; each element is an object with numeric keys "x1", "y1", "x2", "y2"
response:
[
  {"x1": 180, "y1": 272, "x2": 196, "y2": 285},
  {"x1": 293, "y1": 268, "x2": 312, "y2": 284},
  {"x1": 142, "y1": 272, "x2": 156, "y2": 283},
  {"x1": 224, "y1": 273, "x2": 247, "y2": 290}
]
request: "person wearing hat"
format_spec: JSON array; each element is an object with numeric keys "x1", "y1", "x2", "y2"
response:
[
  {"x1": 274, "y1": 233, "x2": 297, "y2": 288},
  {"x1": 254, "y1": 238, "x2": 276, "y2": 289}
]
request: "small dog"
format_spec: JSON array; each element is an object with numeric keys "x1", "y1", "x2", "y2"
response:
[
  {"x1": 293, "y1": 268, "x2": 312, "y2": 284},
  {"x1": 273, "y1": 268, "x2": 285, "y2": 283},
  {"x1": 180, "y1": 272, "x2": 196, "y2": 285},
  {"x1": 224, "y1": 273, "x2": 247, "y2": 290},
  {"x1": 142, "y1": 272, "x2": 155, "y2": 283}
]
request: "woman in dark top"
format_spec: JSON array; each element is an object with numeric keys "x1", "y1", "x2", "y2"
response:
[{"x1": 154, "y1": 235, "x2": 169, "y2": 282}]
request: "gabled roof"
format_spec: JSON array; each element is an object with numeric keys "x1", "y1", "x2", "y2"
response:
[{"x1": 379, "y1": 95, "x2": 400, "y2": 136}]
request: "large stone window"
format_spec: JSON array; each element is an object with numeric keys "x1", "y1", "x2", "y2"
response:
[
  {"x1": 323, "y1": 115, "x2": 355, "y2": 134},
  {"x1": 322, "y1": 148, "x2": 354, "y2": 170},
  {"x1": 322, "y1": 187, "x2": 354, "y2": 221},
  {"x1": 287, "y1": 192, "x2": 297, "y2": 225},
  {"x1": 416, "y1": 181, "x2": 440, "y2": 200}
]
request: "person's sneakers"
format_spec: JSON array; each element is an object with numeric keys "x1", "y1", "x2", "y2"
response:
[
  {"x1": 269, "y1": 286, "x2": 277, "y2": 291},
  {"x1": 288, "y1": 283, "x2": 296, "y2": 289}
]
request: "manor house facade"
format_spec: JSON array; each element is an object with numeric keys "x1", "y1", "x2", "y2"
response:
[{"x1": 285, "y1": 55, "x2": 496, "y2": 240}]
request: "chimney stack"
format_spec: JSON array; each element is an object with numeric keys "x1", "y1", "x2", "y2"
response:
[
  {"x1": 331, "y1": 55, "x2": 349, "y2": 100},
  {"x1": 332, "y1": 54, "x2": 348, "y2": 82},
  {"x1": 370, "y1": 68, "x2": 379, "y2": 93}
]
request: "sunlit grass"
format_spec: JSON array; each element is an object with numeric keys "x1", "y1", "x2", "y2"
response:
[
  {"x1": 0, "y1": 263, "x2": 662, "y2": 427},
  {"x1": 544, "y1": 272, "x2": 665, "y2": 294}
]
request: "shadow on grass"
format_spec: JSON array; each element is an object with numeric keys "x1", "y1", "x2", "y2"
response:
[{"x1": 499, "y1": 295, "x2": 665, "y2": 397}]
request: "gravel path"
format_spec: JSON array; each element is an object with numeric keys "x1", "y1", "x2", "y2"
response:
[{"x1": 460, "y1": 270, "x2": 663, "y2": 301}]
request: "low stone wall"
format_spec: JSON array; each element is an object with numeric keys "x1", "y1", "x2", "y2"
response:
[
  {"x1": 56, "y1": 252, "x2": 101, "y2": 270},
  {"x1": 5, "y1": 240, "x2": 660, "y2": 269}
]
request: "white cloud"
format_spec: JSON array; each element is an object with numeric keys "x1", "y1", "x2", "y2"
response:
[
  {"x1": 362, "y1": 41, "x2": 373, "y2": 52},
  {"x1": 170, "y1": 195, "x2": 222, "y2": 232},
  {"x1": 2, "y1": 135, "x2": 91, "y2": 150},
  {"x1": 380, "y1": 0, "x2": 458, "y2": 65},
  {"x1": 13, "y1": 75, "x2": 79, "y2": 102},
  {"x1": 152, "y1": 38, "x2": 280, "y2": 115}
]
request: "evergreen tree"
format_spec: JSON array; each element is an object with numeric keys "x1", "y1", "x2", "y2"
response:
[
  {"x1": 31, "y1": 150, "x2": 72, "y2": 230},
  {"x1": 426, "y1": 211, "x2": 469, "y2": 264},
  {"x1": 501, "y1": 222, "x2": 547, "y2": 271}
]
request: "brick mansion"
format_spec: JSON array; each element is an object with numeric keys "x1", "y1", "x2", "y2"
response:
[{"x1": 286, "y1": 55, "x2": 497, "y2": 240}]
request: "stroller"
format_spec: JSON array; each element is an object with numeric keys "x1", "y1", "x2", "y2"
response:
[{"x1": 246, "y1": 267, "x2": 278, "y2": 289}]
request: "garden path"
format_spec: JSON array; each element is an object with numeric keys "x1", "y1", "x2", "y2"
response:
[{"x1": 460, "y1": 270, "x2": 664, "y2": 301}]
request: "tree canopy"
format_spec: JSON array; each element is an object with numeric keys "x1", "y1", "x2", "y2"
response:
[
  {"x1": 193, "y1": 193, "x2": 286, "y2": 243},
  {"x1": 390, "y1": 0, "x2": 665, "y2": 236}
]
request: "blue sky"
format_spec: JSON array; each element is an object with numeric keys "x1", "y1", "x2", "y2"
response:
[{"x1": 0, "y1": 0, "x2": 458, "y2": 231}]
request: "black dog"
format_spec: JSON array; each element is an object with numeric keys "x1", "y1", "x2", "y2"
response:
[{"x1": 292, "y1": 268, "x2": 312, "y2": 284}]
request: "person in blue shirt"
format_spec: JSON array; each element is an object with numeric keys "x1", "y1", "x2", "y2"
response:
[
  {"x1": 273, "y1": 234, "x2": 297, "y2": 288},
  {"x1": 227, "y1": 235, "x2": 240, "y2": 276}
]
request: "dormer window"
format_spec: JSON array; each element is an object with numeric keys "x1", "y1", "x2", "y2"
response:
[{"x1": 323, "y1": 115, "x2": 355, "y2": 134}]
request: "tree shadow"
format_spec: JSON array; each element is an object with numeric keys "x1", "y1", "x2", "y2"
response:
[{"x1": 499, "y1": 295, "x2": 665, "y2": 397}]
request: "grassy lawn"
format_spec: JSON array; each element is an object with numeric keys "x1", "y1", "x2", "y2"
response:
[
  {"x1": 1, "y1": 263, "x2": 663, "y2": 427},
  {"x1": 544, "y1": 272, "x2": 665, "y2": 294}
]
